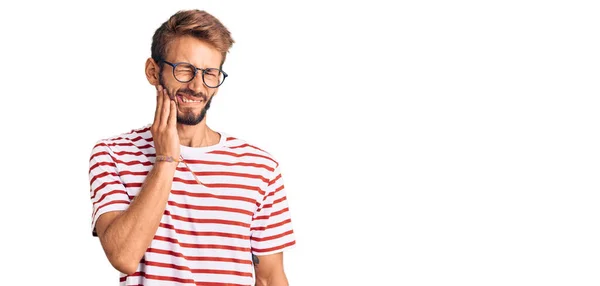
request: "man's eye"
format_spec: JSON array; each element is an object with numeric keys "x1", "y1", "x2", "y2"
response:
[
  {"x1": 206, "y1": 69, "x2": 220, "y2": 76},
  {"x1": 175, "y1": 66, "x2": 195, "y2": 73}
]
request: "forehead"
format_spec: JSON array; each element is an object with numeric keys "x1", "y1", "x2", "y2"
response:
[{"x1": 165, "y1": 35, "x2": 223, "y2": 68}]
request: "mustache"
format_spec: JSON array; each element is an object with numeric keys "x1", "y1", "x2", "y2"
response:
[{"x1": 176, "y1": 88, "x2": 207, "y2": 101}]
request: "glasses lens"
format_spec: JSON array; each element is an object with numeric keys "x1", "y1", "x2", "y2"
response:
[
  {"x1": 203, "y1": 68, "x2": 225, "y2": 87},
  {"x1": 173, "y1": 63, "x2": 195, "y2": 82}
]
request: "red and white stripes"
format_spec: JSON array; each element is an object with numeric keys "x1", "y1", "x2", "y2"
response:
[{"x1": 89, "y1": 125, "x2": 295, "y2": 285}]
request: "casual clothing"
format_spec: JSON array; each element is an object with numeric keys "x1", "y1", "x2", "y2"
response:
[{"x1": 89, "y1": 125, "x2": 295, "y2": 285}]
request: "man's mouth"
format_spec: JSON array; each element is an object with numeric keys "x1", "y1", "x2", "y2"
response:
[{"x1": 176, "y1": 93, "x2": 205, "y2": 104}]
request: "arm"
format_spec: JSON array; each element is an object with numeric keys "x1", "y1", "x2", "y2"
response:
[
  {"x1": 95, "y1": 162, "x2": 176, "y2": 274},
  {"x1": 254, "y1": 253, "x2": 289, "y2": 286},
  {"x1": 94, "y1": 86, "x2": 179, "y2": 274},
  {"x1": 250, "y1": 165, "x2": 296, "y2": 285}
]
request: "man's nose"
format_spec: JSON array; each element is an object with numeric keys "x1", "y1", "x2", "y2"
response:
[{"x1": 188, "y1": 72, "x2": 208, "y2": 92}]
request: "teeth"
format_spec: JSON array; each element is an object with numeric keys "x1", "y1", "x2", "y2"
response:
[{"x1": 180, "y1": 97, "x2": 202, "y2": 103}]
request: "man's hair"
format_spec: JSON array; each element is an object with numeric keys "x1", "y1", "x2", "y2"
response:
[{"x1": 151, "y1": 10, "x2": 234, "y2": 67}]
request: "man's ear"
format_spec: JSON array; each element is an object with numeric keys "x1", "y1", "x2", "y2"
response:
[{"x1": 145, "y1": 58, "x2": 160, "y2": 86}]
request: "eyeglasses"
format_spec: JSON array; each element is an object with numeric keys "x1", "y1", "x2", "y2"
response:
[{"x1": 161, "y1": 60, "x2": 228, "y2": 88}]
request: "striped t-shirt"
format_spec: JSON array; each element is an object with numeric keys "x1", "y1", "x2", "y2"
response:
[{"x1": 88, "y1": 125, "x2": 296, "y2": 285}]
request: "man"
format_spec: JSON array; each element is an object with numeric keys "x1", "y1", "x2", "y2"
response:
[{"x1": 89, "y1": 10, "x2": 295, "y2": 286}]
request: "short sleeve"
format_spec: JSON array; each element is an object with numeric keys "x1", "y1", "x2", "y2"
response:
[
  {"x1": 250, "y1": 165, "x2": 296, "y2": 255},
  {"x1": 89, "y1": 141, "x2": 131, "y2": 236}
]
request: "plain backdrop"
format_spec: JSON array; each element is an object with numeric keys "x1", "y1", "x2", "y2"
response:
[{"x1": 0, "y1": 0, "x2": 599, "y2": 285}]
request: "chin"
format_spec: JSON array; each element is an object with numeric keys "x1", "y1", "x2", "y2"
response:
[{"x1": 177, "y1": 112, "x2": 206, "y2": 126}]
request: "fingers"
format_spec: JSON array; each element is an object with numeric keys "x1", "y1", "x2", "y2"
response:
[
  {"x1": 160, "y1": 88, "x2": 171, "y2": 128},
  {"x1": 167, "y1": 95, "x2": 177, "y2": 127},
  {"x1": 153, "y1": 85, "x2": 163, "y2": 128}
]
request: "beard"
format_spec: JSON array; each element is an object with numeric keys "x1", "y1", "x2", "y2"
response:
[
  {"x1": 176, "y1": 94, "x2": 214, "y2": 126},
  {"x1": 159, "y1": 73, "x2": 215, "y2": 126}
]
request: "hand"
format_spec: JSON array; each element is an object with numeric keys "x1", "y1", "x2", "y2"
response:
[{"x1": 150, "y1": 85, "x2": 180, "y2": 162}]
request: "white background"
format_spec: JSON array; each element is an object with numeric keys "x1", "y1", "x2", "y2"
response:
[{"x1": 0, "y1": 0, "x2": 598, "y2": 285}]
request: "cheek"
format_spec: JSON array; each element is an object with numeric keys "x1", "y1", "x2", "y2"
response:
[
  {"x1": 162, "y1": 81, "x2": 183, "y2": 97},
  {"x1": 160, "y1": 84, "x2": 178, "y2": 100},
  {"x1": 160, "y1": 71, "x2": 179, "y2": 86},
  {"x1": 170, "y1": 87, "x2": 182, "y2": 99}
]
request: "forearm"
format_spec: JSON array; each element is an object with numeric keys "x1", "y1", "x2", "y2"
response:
[
  {"x1": 101, "y1": 162, "x2": 177, "y2": 273},
  {"x1": 256, "y1": 274, "x2": 289, "y2": 286},
  {"x1": 254, "y1": 252, "x2": 288, "y2": 286}
]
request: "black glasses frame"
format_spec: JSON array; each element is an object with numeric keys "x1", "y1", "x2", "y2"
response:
[{"x1": 161, "y1": 60, "x2": 228, "y2": 88}]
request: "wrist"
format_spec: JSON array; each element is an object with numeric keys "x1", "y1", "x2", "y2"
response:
[
  {"x1": 153, "y1": 156, "x2": 179, "y2": 171},
  {"x1": 155, "y1": 155, "x2": 181, "y2": 163}
]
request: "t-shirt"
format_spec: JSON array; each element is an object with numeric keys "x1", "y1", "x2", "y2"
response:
[{"x1": 88, "y1": 125, "x2": 296, "y2": 285}]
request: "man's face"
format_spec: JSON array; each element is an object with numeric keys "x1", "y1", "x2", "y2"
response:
[{"x1": 158, "y1": 36, "x2": 223, "y2": 125}]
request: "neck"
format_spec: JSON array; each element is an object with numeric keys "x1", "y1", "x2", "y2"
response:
[{"x1": 176, "y1": 120, "x2": 220, "y2": 148}]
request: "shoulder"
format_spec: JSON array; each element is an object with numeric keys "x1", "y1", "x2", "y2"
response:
[
  {"x1": 91, "y1": 124, "x2": 153, "y2": 154},
  {"x1": 220, "y1": 132, "x2": 281, "y2": 171}
]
